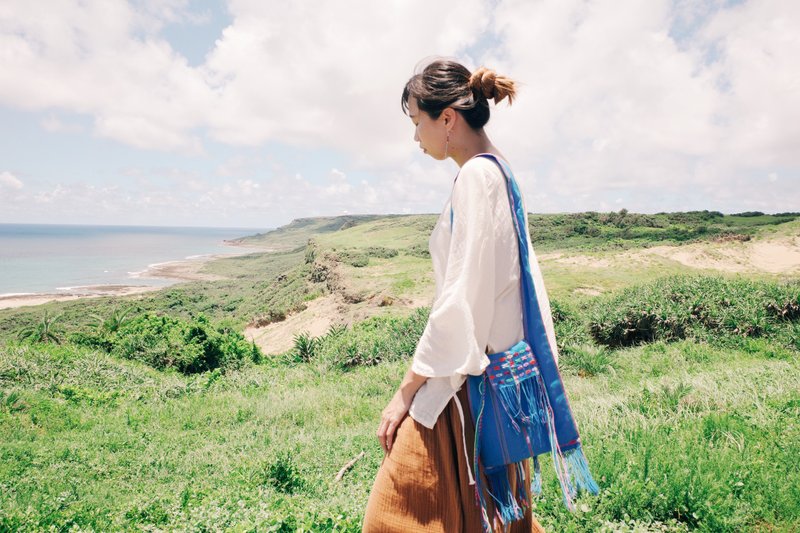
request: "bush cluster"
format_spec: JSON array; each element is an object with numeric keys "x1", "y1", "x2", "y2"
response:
[
  {"x1": 332, "y1": 246, "x2": 399, "y2": 268},
  {"x1": 526, "y1": 210, "x2": 795, "y2": 251},
  {"x1": 364, "y1": 246, "x2": 399, "y2": 259},
  {"x1": 338, "y1": 251, "x2": 369, "y2": 267},
  {"x1": 262, "y1": 451, "x2": 307, "y2": 494},
  {"x1": 588, "y1": 276, "x2": 800, "y2": 348},
  {"x1": 405, "y1": 243, "x2": 431, "y2": 258},
  {"x1": 71, "y1": 313, "x2": 261, "y2": 374}
]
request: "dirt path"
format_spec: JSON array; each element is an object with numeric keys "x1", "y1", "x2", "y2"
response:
[
  {"x1": 642, "y1": 235, "x2": 800, "y2": 274},
  {"x1": 245, "y1": 295, "x2": 343, "y2": 355},
  {"x1": 244, "y1": 292, "x2": 431, "y2": 355},
  {"x1": 540, "y1": 233, "x2": 800, "y2": 275}
]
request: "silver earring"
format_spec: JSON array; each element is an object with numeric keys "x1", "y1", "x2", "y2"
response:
[{"x1": 444, "y1": 130, "x2": 450, "y2": 159}]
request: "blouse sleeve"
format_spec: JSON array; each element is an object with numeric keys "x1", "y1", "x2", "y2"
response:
[{"x1": 411, "y1": 159, "x2": 497, "y2": 378}]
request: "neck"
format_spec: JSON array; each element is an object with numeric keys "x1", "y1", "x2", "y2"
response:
[{"x1": 450, "y1": 127, "x2": 499, "y2": 167}]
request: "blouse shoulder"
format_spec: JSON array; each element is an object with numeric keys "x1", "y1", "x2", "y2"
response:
[
  {"x1": 462, "y1": 155, "x2": 504, "y2": 175},
  {"x1": 455, "y1": 156, "x2": 505, "y2": 194}
]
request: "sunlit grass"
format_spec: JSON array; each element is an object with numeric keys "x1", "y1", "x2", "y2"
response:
[{"x1": 2, "y1": 319, "x2": 798, "y2": 531}]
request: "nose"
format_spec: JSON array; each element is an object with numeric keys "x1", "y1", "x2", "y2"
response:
[{"x1": 413, "y1": 130, "x2": 419, "y2": 142}]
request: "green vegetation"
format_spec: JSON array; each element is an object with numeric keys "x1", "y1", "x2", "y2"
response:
[
  {"x1": 1, "y1": 210, "x2": 798, "y2": 531},
  {"x1": 70, "y1": 312, "x2": 262, "y2": 375},
  {"x1": 587, "y1": 276, "x2": 800, "y2": 348},
  {"x1": 231, "y1": 215, "x2": 395, "y2": 251},
  {"x1": 296, "y1": 308, "x2": 428, "y2": 369},
  {"x1": 528, "y1": 209, "x2": 797, "y2": 251},
  {"x1": 16, "y1": 310, "x2": 63, "y2": 344}
]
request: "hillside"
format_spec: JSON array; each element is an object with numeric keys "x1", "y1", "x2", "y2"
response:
[
  {"x1": 240, "y1": 212, "x2": 800, "y2": 354},
  {"x1": 229, "y1": 214, "x2": 408, "y2": 251}
]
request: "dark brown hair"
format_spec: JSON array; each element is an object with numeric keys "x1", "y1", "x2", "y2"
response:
[{"x1": 401, "y1": 59, "x2": 516, "y2": 129}]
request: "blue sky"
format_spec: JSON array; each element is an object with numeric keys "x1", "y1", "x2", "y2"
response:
[{"x1": 0, "y1": 0, "x2": 798, "y2": 228}]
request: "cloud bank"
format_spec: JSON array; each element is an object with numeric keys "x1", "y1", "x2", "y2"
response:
[{"x1": 0, "y1": 0, "x2": 798, "y2": 226}]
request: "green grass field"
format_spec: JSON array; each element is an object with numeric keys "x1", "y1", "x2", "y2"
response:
[{"x1": 1, "y1": 211, "x2": 798, "y2": 532}]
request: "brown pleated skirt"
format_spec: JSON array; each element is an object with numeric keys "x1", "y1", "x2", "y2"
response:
[{"x1": 363, "y1": 386, "x2": 546, "y2": 533}]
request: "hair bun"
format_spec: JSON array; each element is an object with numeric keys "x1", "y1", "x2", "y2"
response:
[{"x1": 469, "y1": 67, "x2": 516, "y2": 105}]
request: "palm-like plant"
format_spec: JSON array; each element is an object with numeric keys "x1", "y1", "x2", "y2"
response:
[
  {"x1": 291, "y1": 331, "x2": 317, "y2": 363},
  {"x1": 17, "y1": 310, "x2": 63, "y2": 344},
  {"x1": 88, "y1": 307, "x2": 132, "y2": 334}
]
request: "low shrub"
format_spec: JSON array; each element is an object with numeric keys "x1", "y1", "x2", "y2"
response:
[
  {"x1": 405, "y1": 243, "x2": 430, "y2": 258},
  {"x1": 72, "y1": 313, "x2": 261, "y2": 374},
  {"x1": 364, "y1": 246, "x2": 399, "y2": 259},
  {"x1": 248, "y1": 309, "x2": 287, "y2": 328},
  {"x1": 588, "y1": 276, "x2": 800, "y2": 348},
  {"x1": 335, "y1": 246, "x2": 401, "y2": 266},
  {"x1": 262, "y1": 451, "x2": 306, "y2": 494}
]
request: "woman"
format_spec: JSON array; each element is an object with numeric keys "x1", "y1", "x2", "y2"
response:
[{"x1": 362, "y1": 59, "x2": 554, "y2": 532}]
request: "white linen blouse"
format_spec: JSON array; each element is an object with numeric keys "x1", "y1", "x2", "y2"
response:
[{"x1": 408, "y1": 155, "x2": 560, "y2": 430}]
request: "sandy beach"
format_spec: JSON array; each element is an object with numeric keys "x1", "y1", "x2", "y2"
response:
[
  {"x1": 0, "y1": 285, "x2": 163, "y2": 310},
  {"x1": 0, "y1": 247, "x2": 263, "y2": 311}
]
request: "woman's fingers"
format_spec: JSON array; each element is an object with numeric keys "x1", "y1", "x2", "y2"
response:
[
  {"x1": 384, "y1": 419, "x2": 398, "y2": 452},
  {"x1": 376, "y1": 415, "x2": 401, "y2": 454},
  {"x1": 376, "y1": 418, "x2": 389, "y2": 453},
  {"x1": 377, "y1": 387, "x2": 415, "y2": 454}
]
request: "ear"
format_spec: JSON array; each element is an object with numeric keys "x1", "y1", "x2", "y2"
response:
[{"x1": 442, "y1": 107, "x2": 457, "y2": 129}]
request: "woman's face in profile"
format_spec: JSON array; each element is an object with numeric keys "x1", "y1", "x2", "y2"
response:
[{"x1": 408, "y1": 97, "x2": 447, "y2": 160}]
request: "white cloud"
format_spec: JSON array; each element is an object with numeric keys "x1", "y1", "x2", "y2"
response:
[
  {"x1": 201, "y1": 0, "x2": 489, "y2": 166},
  {"x1": 329, "y1": 169, "x2": 347, "y2": 182},
  {"x1": 0, "y1": 0, "x2": 213, "y2": 152},
  {"x1": 700, "y1": 0, "x2": 800, "y2": 167},
  {"x1": 490, "y1": 1, "x2": 719, "y2": 177},
  {"x1": 0, "y1": 159, "x2": 458, "y2": 226},
  {"x1": 472, "y1": 0, "x2": 800, "y2": 212},
  {"x1": 0, "y1": 0, "x2": 488, "y2": 161},
  {"x1": 0, "y1": 171, "x2": 23, "y2": 190}
]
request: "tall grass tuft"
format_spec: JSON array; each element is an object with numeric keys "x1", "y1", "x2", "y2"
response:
[
  {"x1": 263, "y1": 451, "x2": 307, "y2": 494},
  {"x1": 561, "y1": 344, "x2": 614, "y2": 377}
]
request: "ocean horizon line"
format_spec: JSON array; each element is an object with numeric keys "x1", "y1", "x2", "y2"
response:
[{"x1": 0, "y1": 221, "x2": 272, "y2": 232}]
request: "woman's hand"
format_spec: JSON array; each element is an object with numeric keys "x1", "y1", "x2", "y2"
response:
[
  {"x1": 376, "y1": 388, "x2": 413, "y2": 454},
  {"x1": 376, "y1": 368, "x2": 428, "y2": 454}
]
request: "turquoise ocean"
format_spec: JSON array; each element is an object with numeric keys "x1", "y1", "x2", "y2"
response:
[{"x1": 0, "y1": 224, "x2": 266, "y2": 296}]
